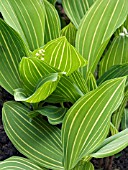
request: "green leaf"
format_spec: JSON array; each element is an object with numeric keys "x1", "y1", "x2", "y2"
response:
[
  {"x1": 0, "y1": 0, "x2": 45, "y2": 50},
  {"x1": 91, "y1": 129, "x2": 128, "y2": 158},
  {"x1": 29, "y1": 106, "x2": 68, "y2": 125},
  {"x1": 62, "y1": 0, "x2": 95, "y2": 28},
  {"x1": 99, "y1": 34, "x2": 128, "y2": 77},
  {"x1": 124, "y1": 15, "x2": 128, "y2": 30},
  {"x1": 62, "y1": 77, "x2": 126, "y2": 169},
  {"x1": 43, "y1": 37, "x2": 87, "y2": 75},
  {"x1": 73, "y1": 161, "x2": 94, "y2": 170},
  {"x1": 86, "y1": 72, "x2": 97, "y2": 91},
  {"x1": 14, "y1": 73, "x2": 62, "y2": 103},
  {"x1": 2, "y1": 101, "x2": 63, "y2": 169},
  {"x1": 121, "y1": 109, "x2": 128, "y2": 130},
  {"x1": 0, "y1": 19, "x2": 29, "y2": 95},
  {"x1": 76, "y1": 0, "x2": 128, "y2": 75},
  {"x1": 47, "y1": 0, "x2": 57, "y2": 5},
  {"x1": 97, "y1": 64, "x2": 128, "y2": 86},
  {"x1": 0, "y1": 156, "x2": 46, "y2": 170},
  {"x1": 44, "y1": 0, "x2": 61, "y2": 44},
  {"x1": 61, "y1": 23, "x2": 77, "y2": 46}
]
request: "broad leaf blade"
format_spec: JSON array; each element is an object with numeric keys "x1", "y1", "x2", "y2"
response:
[
  {"x1": 91, "y1": 129, "x2": 128, "y2": 158},
  {"x1": 44, "y1": 0, "x2": 61, "y2": 43},
  {"x1": 62, "y1": 77, "x2": 126, "y2": 169},
  {"x1": 0, "y1": 156, "x2": 46, "y2": 170},
  {"x1": 0, "y1": 19, "x2": 29, "y2": 95},
  {"x1": 2, "y1": 101, "x2": 63, "y2": 169},
  {"x1": 76, "y1": 0, "x2": 128, "y2": 75},
  {"x1": 0, "y1": 0, "x2": 45, "y2": 50}
]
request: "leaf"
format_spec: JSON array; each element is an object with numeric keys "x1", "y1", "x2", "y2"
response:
[
  {"x1": 61, "y1": 22, "x2": 77, "y2": 46},
  {"x1": 76, "y1": 0, "x2": 128, "y2": 75},
  {"x1": 99, "y1": 34, "x2": 128, "y2": 77},
  {"x1": 2, "y1": 101, "x2": 63, "y2": 169},
  {"x1": 121, "y1": 109, "x2": 128, "y2": 130},
  {"x1": 73, "y1": 161, "x2": 94, "y2": 170},
  {"x1": 47, "y1": 0, "x2": 57, "y2": 5},
  {"x1": 14, "y1": 73, "x2": 62, "y2": 103},
  {"x1": 43, "y1": 36, "x2": 87, "y2": 75},
  {"x1": 29, "y1": 106, "x2": 68, "y2": 125},
  {"x1": 62, "y1": 0, "x2": 95, "y2": 28},
  {"x1": 0, "y1": 156, "x2": 46, "y2": 170},
  {"x1": 44, "y1": 0, "x2": 61, "y2": 44},
  {"x1": 91, "y1": 129, "x2": 128, "y2": 158},
  {"x1": 62, "y1": 77, "x2": 126, "y2": 169},
  {"x1": 97, "y1": 64, "x2": 128, "y2": 86},
  {"x1": 86, "y1": 72, "x2": 97, "y2": 91},
  {"x1": 0, "y1": 0, "x2": 45, "y2": 50},
  {"x1": 0, "y1": 19, "x2": 29, "y2": 95}
]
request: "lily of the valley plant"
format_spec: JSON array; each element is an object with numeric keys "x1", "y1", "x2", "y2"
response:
[{"x1": 0, "y1": 0, "x2": 128, "y2": 169}]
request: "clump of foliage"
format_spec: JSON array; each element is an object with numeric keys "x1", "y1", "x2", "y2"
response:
[{"x1": 0, "y1": 0, "x2": 128, "y2": 169}]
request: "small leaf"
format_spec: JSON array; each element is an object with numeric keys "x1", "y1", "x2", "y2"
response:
[
  {"x1": 91, "y1": 129, "x2": 128, "y2": 158},
  {"x1": 0, "y1": 0, "x2": 45, "y2": 50},
  {"x1": 0, "y1": 156, "x2": 46, "y2": 170},
  {"x1": 2, "y1": 101, "x2": 63, "y2": 169},
  {"x1": 62, "y1": 77, "x2": 126, "y2": 169}
]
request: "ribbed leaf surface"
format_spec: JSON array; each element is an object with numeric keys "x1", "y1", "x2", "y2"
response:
[
  {"x1": 43, "y1": 37, "x2": 87, "y2": 75},
  {"x1": 0, "y1": 19, "x2": 29, "y2": 95},
  {"x1": 0, "y1": 0, "x2": 45, "y2": 50},
  {"x1": 14, "y1": 73, "x2": 62, "y2": 103},
  {"x1": 121, "y1": 109, "x2": 128, "y2": 130},
  {"x1": 76, "y1": 0, "x2": 128, "y2": 75},
  {"x1": 62, "y1": 77, "x2": 126, "y2": 169},
  {"x1": 61, "y1": 23, "x2": 77, "y2": 46},
  {"x1": 62, "y1": 0, "x2": 95, "y2": 28},
  {"x1": 2, "y1": 101, "x2": 63, "y2": 169},
  {"x1": 44, "y1": 0, "x2": 60, "y2": 43},
  {"x1": 73, "y1": 161, "x2": 94, "y2": 170},
  {"x1": 0, "y1": 157, "x2": 46, "y2": 170},
  {"x1": 91, "y1": 129, "x2": 128, "y2": 158},
  {"x1": 99, "y1": 34, "x2": 128, "y2": 76}
]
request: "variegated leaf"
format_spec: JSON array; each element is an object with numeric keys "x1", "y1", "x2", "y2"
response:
[
  {"x1": 73, "y1": 161, "x2": 94, "y2": 170},
  {"x1": 2, "y1": 101, "x2": 63, "y2": 169},
  {"x1": 0, "y1": 0, "x2": 45, "y2": 50},
  {"x1": 76, "y1": 0, "x2": 128, "y2": 75},
  {"x1": 121, "y1": 109, "x2": 128, "y2": 130},
  {"x1": 62, "y1": 77, "x2": 126, "y2": 169}
]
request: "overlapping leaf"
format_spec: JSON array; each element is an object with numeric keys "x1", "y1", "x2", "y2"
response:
[
  {"x1": 0, "y1": 19, "x2": 29, "y2": 95},
  {"x1": 2, "y1": 101, "x2": 63, "y2": 169},
  {"x1": 44, "y1": 0, "x2": 61, "y2": 44},
  {"x1": 43, "y1": 37, "x2": 87, "y2": 75},
  {"x1": 91, "y1": 129, "x2": 128, "y2": 158},
  {"x1": 62, "y1": 77, "x2": 126, "y2": 169},
  {"x1": 62, "y1": 0, "x2": 95, "y2": 28},
  {"x1": 73, "y1": 161, "x2": 94, "y2": 170},
  {"x1": 76, "y1": 0, "x2": 128, "y2": 75},
  {"x1": 0, "y1": 0, "x2": 45, "y2": 50},
  {"x1": 121, "y1": 109, "x2": 128, "y2": 130},
  {"x1": 47, "y1": 0, "x2": 56, "y2": 5},
  {"x1": 0, "y1": 157, "x2": 46, "y2": 170},
  {"x1": 99, "y1": 34, "x2": 128, "y2": 77}
]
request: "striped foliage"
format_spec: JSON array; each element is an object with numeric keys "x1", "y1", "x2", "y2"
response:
[
  {"x1": 91, "y1": 129, "x2": 128, "y2": 158},
  {"x1": 97, "y1": 64, "x2": 128, "y2": 86},
  {"x1": 121, "y1": 109, "x2": 128, "y2": 130},
  {"x1": 0, "y1": 19, "x2": 29, "y2": 95},
  {"x1": 14, "y1": 73, "x2": 62, "y2": 103},
  {"x1": 43, "y1": 37, "x2": 87, "y2": 75},
  {"x1": 62, "y1": 0, "x2": 95, "y2": 28},
  {"x1": 2, "y1": 101, "x2": 63, "y2": 169},
  {"x1": 110, "y1": 122, "x2": 118, "y2": 136},
  {"x1": 62, "y1": 77, "x2": 126, "y2": 170},
  {"x1": 61, "y1": 22, "x2": 77, "y2": 46},
  {"x1": 44, "y1": 0, "x2": 61, "y2": 44},
  {"x1": 73, "y1": 161, "x2": 94, "y2": 170},
  {"x1": 0, "y1": 156, "x2": 46, "y2": 170},
  {"x1": 99, "y1": 34, "x2": 128, "y2": 77},
  {"x1": 28, "y1": 106, "x2": 68, "y2": 125},
  {"x1": 0, "y1": 0, "x2": 45, "y2": 51},
  {"x1": 86, "y1": 72, "x2": 97, "y2": 91},
  {"x1": 76, "y1": 0, "x2": 128, "y2": 76}
]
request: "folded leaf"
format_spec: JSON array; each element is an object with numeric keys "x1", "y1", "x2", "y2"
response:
[
  {"x1": 62, "y1": 77, "x2": 126, "y2": 169},
  {"x1": 0, "y1": 0, "x2": 45, "y2": 50},
  {"x1": 43, "y1": 36, "x2": 87, "y2": 75},
  {"x1": 0, "y1": 156, "x2": 46, "y2": 170},
  {"x1": 0, "y1": 19, "x2": 29, "y2": 95},
  {"x1": 76, "y1": 0, "x2": 128, "y2": 75},
  {"x1": 2, "y1": 101, "x2": 63, "y2": 169},
  {"x1": 44, "y1": 0, "x2": 61, "y2": 43},
  {"x1": 91, "y1": 129, "x2": 128, "y2": 158}
]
